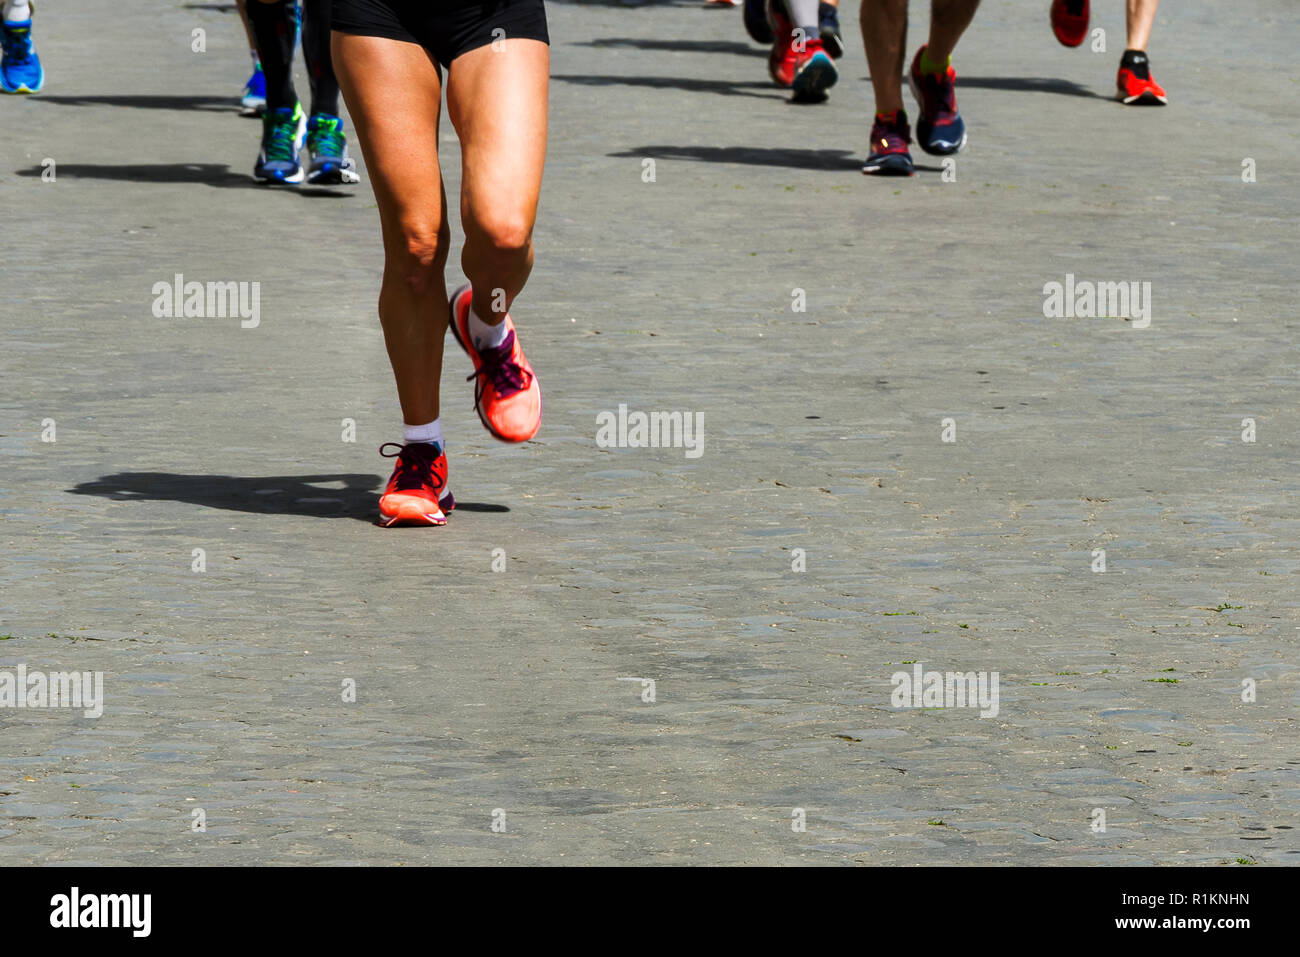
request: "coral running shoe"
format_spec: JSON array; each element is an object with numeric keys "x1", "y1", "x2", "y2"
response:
[
  {"x1": 909, "y1": 46, "x2": 966, "y2": 155},
  {"x1": 791, "y1": 37, "x2": 838, "y2": 102},
  {"x1": 378, "y1": 441, "x2": 455, "y2": 527},
  {"x1": 1050, "y1": 0, "x2": 1089, "y2": 48},
  {"x1": 862, "y1": 109, "x2": 914, "y2": 176},
  {"x1": 448, "y1": 285, "x2": 542, "y2": 443},
  {"x1": 1117, "y1": 51, "x2": 1167, "y2": 104},
  {"x1": 766, "y1": 0, "x2": 798, "y2": 87}
]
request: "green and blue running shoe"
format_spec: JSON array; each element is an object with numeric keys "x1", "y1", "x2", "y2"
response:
[
  {"x1": 1, "y1": 18, "x2": 43, "y2": 94},
  {"x1": 254, "y1": 104, "x2": 306, "y2": 185},
  {"x1": 240, "y1": 62, "x2": 266, "y2": 116},
  {"x1": 305, "y1": 113, "x2": 360, "y2": 185}
]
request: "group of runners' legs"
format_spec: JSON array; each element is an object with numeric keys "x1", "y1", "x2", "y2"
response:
[
  {"x1": 728, "y1": 0, "x2": 1168, "y2": 175},
  {"x1": 1, "y1": 1, "x2": 1175, "y2": 528}
]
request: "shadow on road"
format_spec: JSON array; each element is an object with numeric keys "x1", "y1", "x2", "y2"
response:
[
  {"x1": 959, "y1": 75, "x2": 1105, "y2": 99},
  {"x1": 16, "y1": 162, "x2": 251, "y2": 188},
  {"x1": 552, "y1": 73, "x2": 783, "y2": 99},
  {"x1": 610, "y1": 144, "x2": 864, "y2": 171},
  {"x1": 576, "y1": 37, "x2": 766, "y2": 57},
  {"x1": 32, "y1": 93, "x2": 238, "y2": 111},
  {"x1": 69, "y1": 472, "x2": 509, "y2": 523},
  {"x1": 14, "y1": 163, "x2": 352, "y2": 196}
]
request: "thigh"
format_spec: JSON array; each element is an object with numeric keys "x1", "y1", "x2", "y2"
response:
[
  {"x1": 444, "y1": 36, "x2": 549, "y2": 236},
  {"x1": 331, "y1": 31, "x2": 448, "y2": 251}
]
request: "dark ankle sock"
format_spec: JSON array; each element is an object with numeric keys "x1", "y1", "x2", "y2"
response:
[
  {"x1": 301, "y1": 0, "x2": 340, "y2": 117},
  {"x1": 1120, "y1": 49, "x2": 1150, "y2": 79},
  {"x1": 247, "y1": 0, "x2": 298, "y2": 112}
]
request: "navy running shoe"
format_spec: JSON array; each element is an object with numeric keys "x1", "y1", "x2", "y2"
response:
[
  {"x1": 909, "y1": 46, "x2": 966, "y2": 155},
  {"x1": 862, "y1": 109, "x2": 914, "y2": 176},
  {"x1": 254, "y1": 104, "x2": 306, "y2": 185},
  {"x1": 305, "y1": 113, "x2": 360, "y2": 185},
  {"x1": 818, "y1": 2, "x2": 844, "y2": 59}
]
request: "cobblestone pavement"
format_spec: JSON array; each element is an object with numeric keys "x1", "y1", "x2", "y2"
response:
[{"x1": 1, "y1": 0, "x2": 1297, "y2": 864}]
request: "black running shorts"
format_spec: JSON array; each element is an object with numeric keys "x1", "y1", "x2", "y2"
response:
[{"x1": 331, "y1": 0, "x2": 549, "y2": 68}]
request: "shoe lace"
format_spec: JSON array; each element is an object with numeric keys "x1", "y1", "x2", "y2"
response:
[
  {"x1": 264, "y1": 113, "x2": 299, "y2": 163},
  {"x1": 379, "y1": 442, "x2": 446, "y2": 494},
  {"x1": 466, "y1": 330, "x2": 531, "y2": 398},
  {"x1": 309, "y1": 119, "x2": 345, "y2": 157},
  {"x1": 1, "y1": 24, "x2": 32, "y2": 62}
]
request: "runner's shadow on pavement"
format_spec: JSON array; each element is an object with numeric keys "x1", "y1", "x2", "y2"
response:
[
  {"x1": 33, "y1": 93, "x2": 237, "y2": 111},
  {"x1": 577, "y1": 38, "x2": 766, "y2": 57},
  {"x1": 958, "y1": 75, "x2": 1105, "y2": 99},
  {"x1": 69, "y1": 473, "x2": 508, "y2": 523},
  {"x1": 610, "y1": 145, "x2": 863, "y2": 171},
  {"x1": 15, "y1": 163, "x2": 352, "y2": 196},
  {"x1": 553, "y1": 74, "x2": 783, "y2": 99}
]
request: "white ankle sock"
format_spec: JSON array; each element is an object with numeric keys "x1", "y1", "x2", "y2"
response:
[
  {"x1": 468, "y1": 304, "x2": 510, "y2": 351},
  {"x1": 403, "y1": 419, "x2": 443, "y2": 449},
  {"x1": 4, "y1": 1, "x2": 33, "y2": 23}
]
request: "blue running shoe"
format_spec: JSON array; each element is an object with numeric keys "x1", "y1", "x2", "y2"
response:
[
  {"x1": 241, "y1": 63, "x2": 266, "y2": 115},
  {"x1": 1, "y1": 18, "x2": 43, "y2": 94},
  {"x1": 305, "y1": 113, "x2": 360, "y2": 185},
  {"x1": 743, "y1": 0, "x2": 773, "y2": 44},
  {"x1": 254, "y1": 104, "x2": 306, "y2": 185}
]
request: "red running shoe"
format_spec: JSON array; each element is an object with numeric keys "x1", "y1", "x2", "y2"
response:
[
  {"x1": 791, "y1": 37, "x2": 838, "y2": 102},
  {"x1": 766, "y1": 0, "x2": 797, "y2": 87},
  {"x1": 448, "y1": 284, "x2": 542, "y2": 443},
  {"x1": 377, "y1": 441, "x2": 455, "y2": 527},
  {"x1": 1117, "y1": 54, "x2": 1167, "y2": 104},
  {"x1": 1050, "y1": 0, "x2": 1090, "y2": 48}
]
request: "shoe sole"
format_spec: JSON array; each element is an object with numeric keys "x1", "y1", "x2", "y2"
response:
[
  {"x1": 862, "y1": 154, "x2": 914, "y2": 176},
  {"x1": 306, "y1": 163, "x2": 361, "y2": 185},
  {"x1": 1, "y1": 71, "x2": 43, "y2": 94},
  {"x1": 792, "y1": 53, "x2": 837, "y2": 102},
  {"x1": 379, "y1": 491, "x2": 455, "y2": 527},
  {"x1": 253, "y1": 169, "x2": 304, "y2": 185},
  {"x1": 1120, "y1": 90, "x2": 1167, "y2": 105},
  {"x1": 1052, "y1": 27, "x2": 1088, "y2": 48},
  {"x1": 447, "y1": 284, "x2": 541, "y2": 444}
]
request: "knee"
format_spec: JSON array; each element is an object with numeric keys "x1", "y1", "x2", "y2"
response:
[
  {"x1": 395, "y1": 226, "x2": 448, "y2": 296},
  {"x1": 469, "y1": 213, "x2": 533, "y2": 264}
]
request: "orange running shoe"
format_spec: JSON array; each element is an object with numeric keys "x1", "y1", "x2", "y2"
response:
[
  {"x1": 448, "y1": 284, "x2": 542, "y2": 443},
  {"x1": 377, "y1": 441, "x2": 454, "y2": 527}
]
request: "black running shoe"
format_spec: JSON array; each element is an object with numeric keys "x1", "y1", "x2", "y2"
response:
[
  {"x1": 744, "y1": 0, "x2": 774, "y2": 44},
  {"x1": 819, "y1": 2, "x2": 844, "y2": 59}
]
